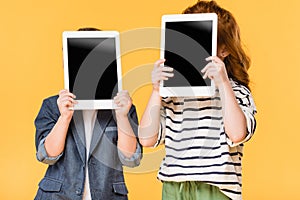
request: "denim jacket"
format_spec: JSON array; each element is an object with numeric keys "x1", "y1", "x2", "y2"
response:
[{"x1": 34, "y1": 95, "x2": 142, "y2": 200}]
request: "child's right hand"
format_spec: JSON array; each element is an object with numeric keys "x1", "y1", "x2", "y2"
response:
[
  {"x1": 151, "y1": 59, "x2": 174, "y2": 92},
  {"x1": 57, "y1": 89, "x2": 77, "y2": 120}
]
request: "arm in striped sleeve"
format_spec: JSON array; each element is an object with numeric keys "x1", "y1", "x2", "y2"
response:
[
  {"x1": 153, "y1": 106, "x2": 166, "y2": 147},
  {"x1": 226, "y1": 82, "x2": 257, "y2": 147}
]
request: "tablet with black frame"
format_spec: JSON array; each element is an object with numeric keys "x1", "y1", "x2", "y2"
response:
[
  {"x1": 63, "y1": 31, "x2": 122, "y2": 110},
  {"x1": 160, "y1": 13, "x2": 218, "y2": 97}
]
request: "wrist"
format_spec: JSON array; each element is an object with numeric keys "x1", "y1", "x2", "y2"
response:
[
  {"x1": 217, "y1": 79, "x2": 231, "y2": 91},
  {"x1": 116, "y1": 114, "x2": 129, "y2": 122},
  {"x1": 152, "y1": 85, "x2": 160, "y2": 92},
  {"x1": 218, "y1": 80, "x2": 235, "y2": 101},
  {"x1": 152, "y1": 88, "x2": 161, "y2": 97},
  {"x1": 60, "y1": 113, "x2": 73, "y2": 122}
]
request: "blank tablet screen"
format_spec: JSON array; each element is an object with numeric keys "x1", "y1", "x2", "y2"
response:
[
  {"x1": 67, "y1": 38, "x2": 118, "y2": 100},
  {"x1": 164, "y1": 20, "x2": 213, "y2": 87}
]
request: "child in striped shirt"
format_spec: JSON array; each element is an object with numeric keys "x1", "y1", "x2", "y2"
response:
[{"x1": 139, "y1": 1, "x2": 257, "y2": 200}]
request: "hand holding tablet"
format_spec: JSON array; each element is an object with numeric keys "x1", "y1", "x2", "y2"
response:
[
  {"x1": 151, "y1": 59, "x2": 174, "y2": 92},
  {"x1": 57, "y1": 89, "x2": 77, "y2": 116},
  {"x1": 202, "y1": 56, "x2": 229, "y2": 88},
  {"x1": 114, "y1": 90, "x2": 132, "y2": 117}
]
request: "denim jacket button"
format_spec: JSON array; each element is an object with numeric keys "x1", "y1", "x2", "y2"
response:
[{"x1": 75, "y1": 189, "x2": 81, "y2": 195}]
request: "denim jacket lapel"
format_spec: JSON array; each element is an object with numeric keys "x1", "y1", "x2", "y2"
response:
[
  {"x1": 89, "y1": 110, "x2": 112, "y2": 158},
  {"x1": 70, "y1": 110, "x2": 86, "y2": 164}
]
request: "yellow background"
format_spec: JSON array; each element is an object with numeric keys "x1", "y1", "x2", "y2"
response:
[{"x1": 1, "y1": 0, "x2": 300, "y2": 199}]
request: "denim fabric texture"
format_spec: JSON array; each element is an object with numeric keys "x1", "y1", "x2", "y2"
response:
[{"x1": 34, "y1": 95, "x2": 142, "y2": 200}]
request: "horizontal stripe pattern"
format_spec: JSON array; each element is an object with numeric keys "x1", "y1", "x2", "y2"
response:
[
  {"x1": 156, "y1": 80, "x2": 257, "y2": 200},
  {"x1": 163, "y1": 161, "x2": 241, "y2": 168}
]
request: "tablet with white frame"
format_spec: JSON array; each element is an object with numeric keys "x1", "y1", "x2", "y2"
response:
[
  {"x1": 63, "y1": 31, "x2": 122, "y2": 110},
  {"x1": 160, "y1": 13, "x2": 218, "y2": 97}
]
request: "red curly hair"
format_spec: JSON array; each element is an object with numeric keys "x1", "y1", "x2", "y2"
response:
[{"x1": 183, "y1": 0, "x2": 251, "y2": 89}]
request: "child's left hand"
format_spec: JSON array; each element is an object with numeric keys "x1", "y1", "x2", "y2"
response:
[
  {"x1": 114, "y1": 90, "x2": 132, "y2": 117},
  {"x1": 201, "y1": 56, "x2": 230, "y2": 88}
]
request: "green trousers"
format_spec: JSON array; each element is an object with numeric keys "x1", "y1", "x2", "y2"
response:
[{"x1": 162, "y1": 181, "x2": 231, "y2": 200}]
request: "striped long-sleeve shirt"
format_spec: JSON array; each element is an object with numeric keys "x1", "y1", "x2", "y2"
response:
[{"x1": 155, "y1": 80, "x2": 257, "y2": 200}]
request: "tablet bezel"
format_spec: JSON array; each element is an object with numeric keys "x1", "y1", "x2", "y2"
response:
[
  {"x1": 62, "y1": 31, "x2": 122, "y2": 110},
  {"x1": 160, "y1": 13, "x2": 218, "y2": 97}
]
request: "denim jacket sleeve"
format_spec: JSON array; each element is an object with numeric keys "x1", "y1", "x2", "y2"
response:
[
  {"x1": 118, "y1": 143, "x2": 142, "y2": 168},
  {"x1": 117, "y1": 105, "x2": 143, "y2": 167},
  {"x1": 36, "y1": 138, "x2": 63, "y2": 165},
  {"x1": 35, "y1": 96, "x2": 62, "y2": 165}
]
